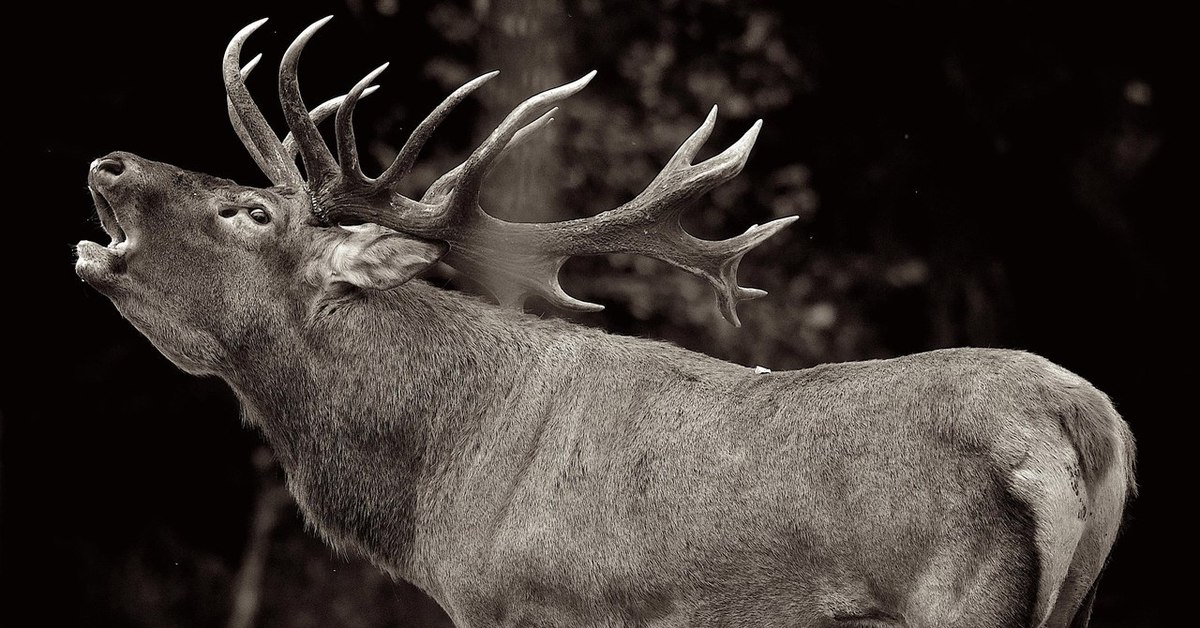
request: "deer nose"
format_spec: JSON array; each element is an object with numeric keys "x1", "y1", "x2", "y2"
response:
[
  {"x1": 89, "y1": 153, "x2": 137, "y2": 189},
  {"x1": 91, "y1": 156, "x2": 125, "y2": 177}
]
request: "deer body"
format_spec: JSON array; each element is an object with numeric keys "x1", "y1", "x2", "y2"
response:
[
  {"x1": 224, "y1": 282, "x2": 1133, "y2": 628},
  {"x1": 74, "y1": 18, "x2": 1134, "y2": 627}
]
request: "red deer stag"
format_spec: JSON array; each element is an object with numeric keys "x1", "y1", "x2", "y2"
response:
[{"x1": 75, "y1": 17, "x2": 1135, "y2": 628}]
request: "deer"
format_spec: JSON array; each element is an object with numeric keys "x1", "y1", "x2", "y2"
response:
[{"x1": 74, "y1": 17, "x2": 1135, "y2": 628}]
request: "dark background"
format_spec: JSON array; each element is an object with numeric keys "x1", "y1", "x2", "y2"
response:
[{"x1": 4, "y1": 0, "x2": 1183, "y2": 625}]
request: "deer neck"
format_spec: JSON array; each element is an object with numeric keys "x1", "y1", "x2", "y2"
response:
[{"x1": 221, "y1": 280, "x2": 568, "y2": 580}]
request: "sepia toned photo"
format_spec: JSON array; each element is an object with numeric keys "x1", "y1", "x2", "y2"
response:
[{"x1": 4, "y1": 1, "x2": 1180, "y2": 626}]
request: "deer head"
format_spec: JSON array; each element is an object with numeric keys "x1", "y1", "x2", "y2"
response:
[{"x1": 75, "y1": 16, "x2": 795, "y2": 376}]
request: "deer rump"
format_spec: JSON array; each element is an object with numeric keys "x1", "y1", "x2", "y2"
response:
[{"x1": 74, "y1": 16, "x2": 1136, "y2": 628}]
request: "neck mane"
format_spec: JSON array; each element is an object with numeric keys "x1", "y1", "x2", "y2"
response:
[{"x1": 221, "y1": 280, "x2": 689, "y2": 586}]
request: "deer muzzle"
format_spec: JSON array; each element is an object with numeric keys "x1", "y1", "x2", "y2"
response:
[{"x1": 76, "y1": 153, "x2": 137, "y2": 284}]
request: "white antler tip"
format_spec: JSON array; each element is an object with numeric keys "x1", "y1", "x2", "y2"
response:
[
  {"x1": 465, "y1": 71, "x2": 501, "y2": 90},
  {"x1": 240, "y1": 53, "x2": 263, "y2": 77},
  {"x1": 359, "y1": 62, "x2": 390, "y2": 87},
  {"x1": 231, "y1": 17, "x2": 270, "y2": 46},
  {"x1": 298, "y1": 15, "x2": 334, "y2": 39},
  {"x1": 752, "y1": 215, "x2": 798, "y2": 234},
  {"x1": 564, "y1": 70, "x2": 598, "y2": 91},
  {"x1": 742, "y1": 215, "x2": 798, "y2": 242},
  {"x1": 733, "y1": 120, "x2": 762, "y2": 150}
]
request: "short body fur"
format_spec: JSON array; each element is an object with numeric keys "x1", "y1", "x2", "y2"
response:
[
  {"x1": 76, "y1": 104, "x2": 1134, "y2": 623},
  {"x1": 228, "y1": 284, "x2": 1135, "y2": 628}
]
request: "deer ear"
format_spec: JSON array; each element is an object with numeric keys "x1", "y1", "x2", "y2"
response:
[{"x1": 329, "y1": 226, "x2": 447, "y2": 291}]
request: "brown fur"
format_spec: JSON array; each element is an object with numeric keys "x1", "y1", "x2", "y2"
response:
[{"x1": 76, "y1": 153, "x2": 1135, "y2": 627}]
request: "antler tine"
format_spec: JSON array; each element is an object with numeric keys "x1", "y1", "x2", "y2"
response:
[
  {"x1": 238, "y1": 55, "x2": 380, "y2": 175},
  {"x1": 224, "y1": 18, "x2": 301, "y2": 185},
  {"x1": 228, "y1": 55, "x2": 269, "y2": 177},
  {"x1": 279, "y1": 16, "x2": 339, "y2": 185},
  {"x1": 556, "y1": 117, "x2": 796, "y2": 326},
  {"x1": 282, "y1": 85, "x2": 380, "y2": 164},
  {"x1": 442, "y1": 113, "x2": 794, "y2": 325},
  {"x1": 322, "y1": 70, "x2": 559, "y2": 228},
  {"x1": 653, "y1": 105, "x2": 718, "y2": 188},
  {"x1": 628, "y1": 115, "x2": 759, "y2": 219},
  {"x1": 335, "y1": 63, "x2": 389, "y2": 183},
  {"x1": 703, "y1": 216, "x2": 799, "y2": 325},
  {"x1": 374, "y1": 71, "x2": 500, "y2": 190},
  {"x1": 369, "y1": 72, "x2": 592, "y2": 231},
  {"x1": 449, "y1": 71, "x2": 596, "y2": 210},
  {"x1": 484, "y1": 107, "x2": 558, "y2": 178},
  {"x1": 420, "y1": 107, "x2": 557, "y2": 205}
]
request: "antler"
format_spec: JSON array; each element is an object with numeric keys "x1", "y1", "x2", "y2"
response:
[
  {"x1": 224, "y1": 18, "x2": 380, "y2": 185},
  {"x1": 226, "y1": 17, "x2": 796, "y2": 326}
]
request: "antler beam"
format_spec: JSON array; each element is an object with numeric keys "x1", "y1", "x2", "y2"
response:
[{"x1": 396, "y1": 106, "x2": 796, "y2": 325}]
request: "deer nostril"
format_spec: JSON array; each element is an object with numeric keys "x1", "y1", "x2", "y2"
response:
[{"x1": 91, "y1": 157, "x2": 125, "y2": 177}]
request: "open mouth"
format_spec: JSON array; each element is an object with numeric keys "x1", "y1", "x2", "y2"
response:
[
  {"x1": 90, "y1": 185, "x2": 130, "y2": 255},
  {"x1": 76, "y1": 181, "x2": 133, "y2": 283}
]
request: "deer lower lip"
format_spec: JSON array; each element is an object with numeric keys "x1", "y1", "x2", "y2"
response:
[{"x1": 75, "y1": 239, "x2": 128, "y2": 277}]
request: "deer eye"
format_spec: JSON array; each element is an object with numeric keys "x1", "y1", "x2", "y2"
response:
[{"x1": 248, "y1": 208, "x2": 271, "y2": 225}]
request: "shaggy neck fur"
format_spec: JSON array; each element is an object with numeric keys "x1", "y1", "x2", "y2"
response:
[{"x1": 222, "y1": 279, "x2": 724, "y2": 593}]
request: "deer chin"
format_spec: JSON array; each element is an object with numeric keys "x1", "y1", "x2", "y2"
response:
[{"x1": 75, "y1": 239, "x2": 130, "y2": 289}]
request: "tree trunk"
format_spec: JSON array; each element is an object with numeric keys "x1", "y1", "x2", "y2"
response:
[{"x1": 474, "y1": 0, "x2": 570, "y2": 223}]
